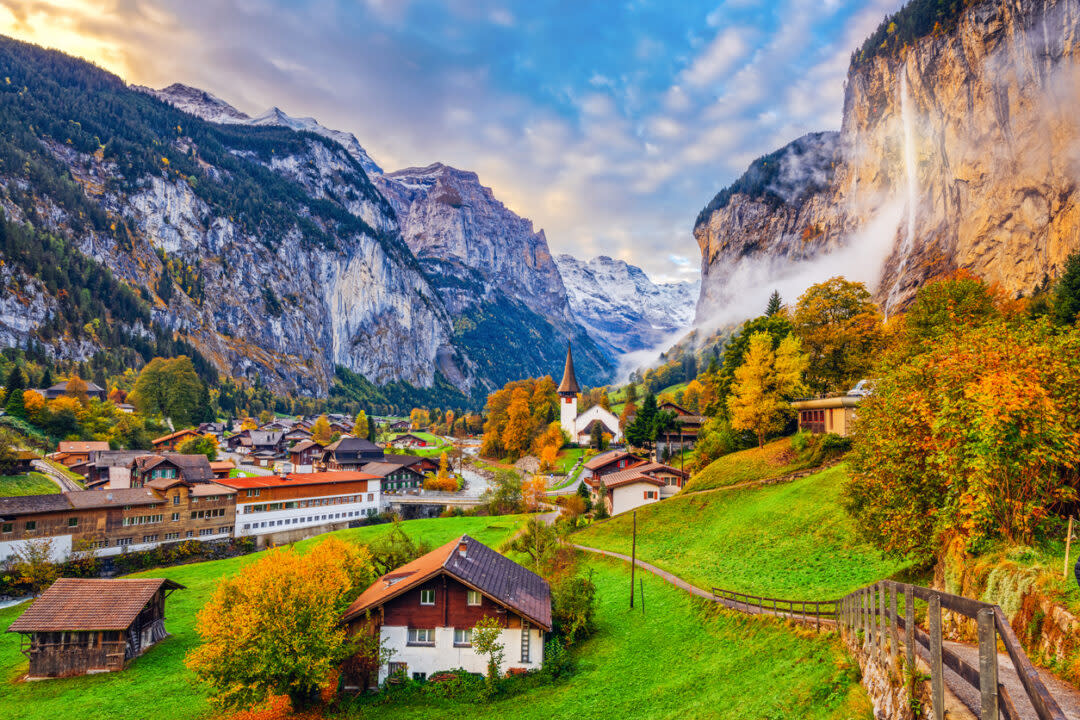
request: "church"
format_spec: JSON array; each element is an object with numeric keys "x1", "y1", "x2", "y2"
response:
[{"x1": 558, "y1": 345, "x2": 622, "y2": 445}]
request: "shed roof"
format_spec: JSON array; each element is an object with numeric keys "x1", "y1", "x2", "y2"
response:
[
  {"x1": 360, "y1": 461, "x2": 422, "y2": 478},
  {"x1": 57, "y1": 441, "x2": 110, "y2": 454},
  {"x1": 151, "y1": 428, "x2": 199, "y2": 445},
  {"x1": 342, "y1": 535, "x2": 551, "y2": 629},
  {"x1": 7, "y1": 578, "x2": 184, "y2": 632}
]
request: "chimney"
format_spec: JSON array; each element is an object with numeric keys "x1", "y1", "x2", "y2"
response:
[{"x1": 457, "y1": 541, "x2": 467, "y2": 558}]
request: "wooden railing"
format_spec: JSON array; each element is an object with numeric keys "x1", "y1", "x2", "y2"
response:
[{"x1": 712, "y1": 580, "x2": 1067, "y2": 720}]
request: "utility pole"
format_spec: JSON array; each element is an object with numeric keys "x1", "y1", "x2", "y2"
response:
[
  {"x1": 630, "y1": 510, "x2": 637, "y2": 609},
  {"x1": 1064, "y1": 516, "x2": 1075, "y2": 579}
]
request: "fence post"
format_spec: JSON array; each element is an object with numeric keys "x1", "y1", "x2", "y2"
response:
[
  {"x1": 904, "y1": 585, "x2": 915, "y2": 670},
  {"x1": 929, "y1": 594, "x2": 944, "y2": 720},
  {"x1": 870, "y1": 585, "x2": 879, "y2": 658},
  {"x1": 977, "y1": 608, "x2": 999, "y2": 720},
  {"x1": 879, "y1": 582, "x2": 888, "y2": 662},
  {"x1": 889, "y1": 582, "x2": 898, "y2": 670},
  {"x1": 863, "y1": 590, "x2": 870, "y2": 650}
]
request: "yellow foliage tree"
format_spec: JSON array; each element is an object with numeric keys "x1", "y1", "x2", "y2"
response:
[
  {"x1": 240, "y1": 416, "x2": 258, "y2": 431},
  {"x1": 409, "y1": 408, "x2": 430, "y2": 430},
  {"x1": 727, "y1": 332, "x2": 806, "y2": 449},
  {"x1": 64, "y1": 375, "x2": 90, "y2": 407},
  {"x1": 681, "y1": 379, "x2": 705, "y2": 413},
  {"x1": 538, "y1": 444, "x2": 559, "y2": 472},
  {"x1": 310, "y1": 415, "x2": 332, "y2": 444},
  {"x1": 523, "y1": 474, "x2": 548, "y2": 512},
  {"x1": 351, "y1": 410, "x2": 368, "y2": 438},
  {"x1": 500, "y1": 388, "x2": 533, "y2": 460},
  {"x1": 186, "y1": 537, "x2": 374, "y2": 712},
  {"x1": 792, "y1": 277, "x2": 883, "y2": 395},
  {"x1": 22, "y1": 390, "x2": 47, "y2": 423}
]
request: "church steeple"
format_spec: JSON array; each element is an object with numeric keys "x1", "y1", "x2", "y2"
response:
[{"x1": 557, "y1": 343, "x2": 580, "y2": 396}]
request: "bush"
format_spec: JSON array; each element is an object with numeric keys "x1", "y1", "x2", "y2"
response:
[{"x1": 790, "y1": 430, "x2": 810, "y2": 452}]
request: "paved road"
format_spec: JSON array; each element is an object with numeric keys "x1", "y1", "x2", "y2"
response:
[
  {"x1": 573, "y1": 543, "x2": 1080, "y2": 720},
  {"x1": 31, "y1": 459, "x2": 82, "y2": 492}
]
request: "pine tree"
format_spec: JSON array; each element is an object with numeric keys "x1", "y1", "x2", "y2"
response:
[
  {"x1": 766, "y1": 290, "x2": 783, "y2": 316},
  {"x1": 1052, "y1": 250, "x2": 1080, "y2": 325},
  {"x1": 625, "y1": 392, "x2": 658, "y2": 449},
  {"x1": 366, "y1": 415, "x2": 376, "y2": 443},
  {"x1": 589, "y1": 421, "x2": 603, "y2": 449},
  {"x1": 3, "y1": 366, "x2": 25, "y2": 405}
]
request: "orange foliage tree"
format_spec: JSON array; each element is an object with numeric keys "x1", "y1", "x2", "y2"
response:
[
  {"x1": 523, "y1": 474, "x2": 548, "y2": 512},
  {"x1": 479, "y1": 377, "x2": 557, "y2": 459},
  {"x1": 309, "y1": 415, "x2": 332, "y2": 444},
  {"x1": 186, "y1": 538, "x2": 374, "y2": 712}
]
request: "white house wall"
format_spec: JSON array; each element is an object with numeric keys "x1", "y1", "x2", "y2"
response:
[
  {"x1": 236, "y1": 487, "x2": 382, "y2": 537},
  {"x1": 378, "y1": 625, "x2": 544, "y2": 683},
  {"x1": 611, "y1": 481, "x2": 661, "y2": 516}
]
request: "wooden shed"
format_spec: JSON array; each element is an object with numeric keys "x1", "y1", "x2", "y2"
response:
[{"x1": 6, "y1": 577, "x2": 184, "y2": 678}]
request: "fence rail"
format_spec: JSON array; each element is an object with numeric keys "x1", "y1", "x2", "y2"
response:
[{"x1": 712, "y1": 579, "x2": 1066, "y2": 720}]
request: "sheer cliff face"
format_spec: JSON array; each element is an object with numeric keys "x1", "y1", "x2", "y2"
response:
[{"x1": 695, "y1": 0, "x2": 1080, "y2": 324}]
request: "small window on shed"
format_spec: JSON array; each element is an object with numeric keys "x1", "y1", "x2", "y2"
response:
[
  {"x1": 467, "y1": 590, "x2": 481, "y2": 606},
  {"x1": 420, "y1": 589, "x2": 436, "y2": 606}
]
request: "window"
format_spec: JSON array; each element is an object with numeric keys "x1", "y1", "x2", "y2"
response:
[
  {"x1": 142, "y1": 534, "x2": 158, "y2": 543},
  {"x1": 243, "y1": 524, "x2": 250, "y2": 531},
  {"x1": 67, "y1": 517, "x2": 79, "y2": 527},
  {"x1": 247, "y1": 489, "x2": 260, "y2": 497},
  {"x1": 407, "y1": 628, "x2": 434, "y2": 645},
  {"x1": 420, "y1": 589, "x2": 435, "y2": 606},
  {"x1": 91, "y1": 539, "x2": 109, "y2": 549},
  {"x1": 453, "y1": 628, "x2": 472, "y2": 646},
  {"x1": 467, "y1": 590, "x2": 481, "y2": 606},
  {"x1": 172, "y1": 512, "x2": 180, "y2": 522},
  {"x1": 388, "y1": 662, "x2": 408, "y2": 677},
  {"x1": 172, "y1": 494, "x2": 180, "y2": 505},
  {"x1": 1, "y1": 523, "x2": 11, "y2": 533},
  {"x1": 165, "y1": 532, "x2": 180, "y2": 540},
  {"x1": 25, "y1": 521, "x2": 36, "y2": 531},
  {"x1": 116, "y1": 538, "x2": 133, "y2": 547},
  {"x1": 199, "y1": 528, "x2": 213, "y2": 536},
  {"x1": 412, "y1": 672, "x2": 427, "y2": 681},
  {"x1": 185, "y1": 531, "x2": 194, "y2": 538}
]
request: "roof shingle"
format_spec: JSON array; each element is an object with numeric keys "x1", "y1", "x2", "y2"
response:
[{"x1": 7, "y1": 578, "x2": 184, "y2": 632}]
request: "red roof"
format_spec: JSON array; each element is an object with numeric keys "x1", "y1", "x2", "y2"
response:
[
  {"x1": 216, "y1": 470, "x2": 376, "y2": 490},
  {"x1": 7, "y1": 578, "x2": 184, "y2": 632},
  {"x1": 151, "y1": 428, "x2": 199, "y2": 445}
]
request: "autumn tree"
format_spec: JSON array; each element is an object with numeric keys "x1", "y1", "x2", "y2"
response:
[
  {"x1": 186, "y1": 538, "x2": 374, "y2": 712},
  {"x1": 792, "y1": 277, "x2": 883, "y2": 395},
  {"x1": 21, "y1": 389, "x2": 47, "y2": 424},
  {"x1": 715, "y1": 312, "x2": 794, "y2": 415},
  {"x1": 177, "y1": 434, "x2": 219, "y2": 461},
  {"x1": 64, "y1": 374, "x2": 90, "y2": 407},
  {"x1": 523, "y1": 474, "x2": 548, "y2": 512},
  {"x1": 538, "y1": 444, "x2": 559, "y2": 472},
  {"x1": 351, "y1": 410, "x2": 368, "y2": 438},
  {"x1": 309, "y1": 415, "x2": 332, "y2": 444},
  {"x1": 680, "y1": 379, "x2": 705, "y2": 413},
  {"x1": 108, "y1": 386, "x2": 127, "y2": 405},
  {"x1": 727, "y1": 332, "x2": 807, "y2": 448},
  {"x1": 409, "y1": 408, "x2": 430, "y2": 430},
  {"x1": 130, "y1": 356, "x2": 204, "y2": 427},
  {"x1": 501, "y1": 387, "x2": 533, "y2": 460},
  {"x1": 901, "y1": 270, "x2": 1001, "y2": 347},
  {"x1": 258, "y1": 409, "x2": 274, "y2": 426},
  {"x1": 480, "y1": 377, "x2": 557, "y2": 459},
  {"x1": 847, "y1": 318, "x2": 1080, "y2": 562},
  {"x1": 472, "y1": 614, "x2": 505, "y2": 694},
  {"x1": 10, "y1": 538, "x2": 58, "y2": 595}
]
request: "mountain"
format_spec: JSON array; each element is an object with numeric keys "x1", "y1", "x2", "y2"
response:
[
  {"x1": 137, "y1": 83, "x2": 383, "y2": 176},
  {"x1": 554, "y1": 255, "x2": 699, "y2": 356},
  {"x1": 693, "y1": 0, "x2": 1080, "y2": 325},
  {"x1": 375, "y1": 163, "x2": 612, "y2": 387},
  {"x1": 0, "y1": 36, "x2": 612, "y2": 405}
]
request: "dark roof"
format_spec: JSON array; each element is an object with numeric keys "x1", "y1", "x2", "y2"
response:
[
  {"x1": 343, "y1": 535, "x2": 551, "y2": 629},
  {"x1": 67, "y1": 488, "x2": 162, "y2": 509},
  {"x1": 89, "y1": 450, "x2": 145, "y2": 469},
  {"x1": 134, "y1": 454, "x2": 214, "y2": 483},
  {"x1": 379, "y1": 454, "x2": 423, "y2": 468},
  {"x1": 328, "y1": 436, "x2": 383, "y2": 461},
  {"x1": 360, "y1": 461, "x2": 423, "y2": 478},
  {"x1": 45, "y1": 380, "x2": 106, "y2": 394},
  {"x1": 557, "y1": 344, "x2": 580, "y2": 395},
  {"x1": 249, "y1": 431, "x2": 284, "y2": 446},
  {"x1": 583, "y1": 450, "x2": 641, "y2": 470},
  {"x1": 289, "y1": 439, "x2": 324, "y2": 454},
  {"x1": 7, "y1": 578, "x2": 184, "y2": 632},
  {"x1": 0, "y1": 494, "x2": 72, "y2": 517}
]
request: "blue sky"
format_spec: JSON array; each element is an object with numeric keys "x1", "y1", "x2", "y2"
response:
[{"x1": 1, "y1": 0, "x2": 902, "y2": 282}]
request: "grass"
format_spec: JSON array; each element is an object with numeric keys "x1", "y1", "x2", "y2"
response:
[
  {"x1": 0, "y1": 472, "x2": 59, "y2": 496},
  {"x1": 0, "y1": 516, "x2": 528, "y2": 720},
  {"x1": 388, "y1": 431, "x2": 449, "y2": 458},
  {"x1": 343, "y1": 556, "x2": 871, "y2": 720},
  {"x1": 554, "y1": 447, "x2": 584, "y2": 474},
  {"x1": 684, "y1": 437, "x2": 823, "y2": 493},
  {"x1": 574, "y1": 464, "x2": 909, "y2": 599}
]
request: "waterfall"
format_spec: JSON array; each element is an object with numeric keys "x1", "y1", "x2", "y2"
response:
[{"x1": 886, "y1": 70, "x2": 918, "y2": 311}]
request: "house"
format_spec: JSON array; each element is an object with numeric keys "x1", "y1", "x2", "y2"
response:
[
  {"x1": 39, "y1": 380, "x2": 107, "y2": 401},
  {"x1": 581, "y1": 450, "x2": 641, "y2": 482},
  {"x1": 390, "y1": 433, "x2": 430, "y2": 449},
  {"x1": 130, "y1": 454, "x2": 215, "y2": 487},
  {"x1": 219, "y1": 471, "x2": 381, "y2": 547},
  {"x1": 0, "y1": 483, "x2": 236, "y2": 562},
  {"x1": 249, "y1": 450, "x2": 279, "y2": 468},
  {"x1": 13, "y1": 450, "x2": 40, "y2": 475},
  {"x1": 360, "y1": 461, "x2": 425, "y2": 493},
  {"x1": 151, "y1": 428, "x2": 200, "y2": 453},
  {"x1": 388, "y1": 420, "x2": 410, "y2": 432},
  {"x1": 655, "y1": 402, "x2": 705, "y2": 454},
  {"x1": 197, "y1": 422, "x2": 227, "y2": 439},
  {"x1": 341, "y1": 535, "x2": 551, "y2": 686},
  {"x1": 589, "y1": 468, "x2": 664, "y2": 516},
  {"x1": 288, "y1": 439, "x2": 325, "y2": 473},
  {"x1": 84, "y1": 450, "x2": 145, "y2": 489},
  {"x1": 209, "y1": 460, "x2": 235, "y2": 480},
  {"x1": 115, "y1": 403, "x2": 136, "y2": 413},
  {"x1": 324, "y1": 437, "x2": 384, "y2": 471},
  {"x1": 556, "y1": 345, "x2": 622, "y2": 445},
  {"x1": 50, "y1": 441, "x2": 110, "y2": 475},
  {"x1": 791, "y1": 396, "x2": 861, "y2": 437},
  {"x1": 249, "y1": 431, "x2": 286, "y2": 456},
  {"x1": 284, "y1": 427, "x2": 312, "y2": 445},
  {"x1": 6, "y1": 578, "x2": 183, "y2": 678},
  {"x1": 629, "y1": 461, "x2": 690, "y2": 498},
  {"x1": 382, "y1": 453, "x2": 438, "y2": 476}
]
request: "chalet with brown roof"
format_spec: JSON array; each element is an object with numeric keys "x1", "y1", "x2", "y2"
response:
[
  {"x1": 13, "y1": 450, "x2": 40, "y2": 475},
  {"x1": 656, "y1": 402, "x2": 705, "y2": 453},
  {"x1": 209, "y1": 460, "x2": 235, "y2": 479},
  {"x1": 360, "y1": 461, "x2": 424, "y2": 493},
  {"x1": 7, "y1": 578, "x2": 183, "y2": 678},
  {"x1": 84, "y1": 450, "x2": 145, "y2": 489},
  {"x1": 39, "y1": 380, "x2": 107, "y2": 401},
  {"x1": 342, "y1": 535, "x2": 551, "y2": 686},
  {"x1": 582, "y1": 450, "x2": 641, "y2": 482},
  {"x1": 585, "y1": 457, "x2": 689, "y2": 516},
  {"x1": 151, "y1": 428, "x2": 200, "y2": 452},
  {"x1": 288, "y1": 439, "x2": 325, "y2": 472},
  {"x1": 323, "y1": 437, "x2": 384, "y2": 471},
  {"x1": 51, "y1": 441, "x2": 110, "y2": 475},
  {"x1": 131, "y1": 454, "x2": 214, "y2": 487}
]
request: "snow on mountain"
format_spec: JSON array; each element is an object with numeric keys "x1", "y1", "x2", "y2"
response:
[
  {"x1": 137, "y1": 84, "x2": 382, "y2": 176},
  {"x1": 554, "y1": 254, "x2": 699, "y2": 356}
]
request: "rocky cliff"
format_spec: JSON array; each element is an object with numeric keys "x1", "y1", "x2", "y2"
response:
[
  {"x1": 694, "y1": 0, "x2": 1080, "y2": 324},
  {"x1": 554, "y1": 254, "x2": 699, "y2": 356}
]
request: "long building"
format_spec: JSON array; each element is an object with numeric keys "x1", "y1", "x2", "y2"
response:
[{"x1": 217, "y1": 471, "x2": 381, "y2": 547}]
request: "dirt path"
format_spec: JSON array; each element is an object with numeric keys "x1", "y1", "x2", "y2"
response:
[{"x1": 573, "y1": 543, "x2": 1080, "y2": 720}]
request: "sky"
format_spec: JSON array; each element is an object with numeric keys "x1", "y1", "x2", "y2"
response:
[{"x1": 0, "y1": 0, "x2": 902, "y2": 284}]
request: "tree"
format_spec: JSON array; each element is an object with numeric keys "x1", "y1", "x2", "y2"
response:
[
  {"x1": 625, "y1": 382, "x2": 638, "y2": 403},
  {"x1": 21, "y1": 389, "x2": 47, "y2": 424},
  {"x1": 3, "y1": 365, "x2": 25, "y2": 405},
  {"x1": 902, "y1": 270, "x2": 1001, "y2": 346},
  {"x1": 538, "y1": 444, "x2": 559, "y2": 471},
  {"x1": 310, "y1": 415, "x2": 332, "y2": 444},
  {"x1": 589, "y1": 421, "x2": 603, "y2": 450},
  {"x1": 550, "y1": 573, "x2": 598, "y2": 645},
  {"x1": 64, "y1": 375, "x2": 90, "y2": 407},
  {"x1": 625, "y1": 393, "x2": 659, "y2": 449},
  {"x1": 409, "y1": 408, "x2": 430, "y2": 430},
  {"x1": 482, "y1": 470, "x2": 524, "y2": 515},
  {"x1": 258, "y1": 409, "x2": 274, "y2": 426},
  {"x1": 4, "y1": 388, "x2": 25, "y2": 419},
  {"x1": 500, "y1": 388, "x2": 532, "y2": 460},
  {"x1": 10, "y1": 538, "x2": 58, "y2": 595},
  {"x1": 727, "y1": 332, "x2": 806, "y2": 448},
  {"x1": 186, "y1": 537, "x2": 374, "y2": 712},
  {"x1": 366, "y1": 414, "x2": 376, "y2": 443},
  {"x1": 522, "y1": 475, "x2": 548, "y2": 513},
  {"x1": 766, "y1": 289, "x2": 783, "y2": 316},
  {"x1": 715, "y1": 312, "x2": 794, "y2": 416},
  {"x1": 472, "y1": 614, "x2": 506, "y2": 691},
  {"x1": 792, "y1": 277, "x2": 883, "y2": 395},
  {"x1": 45, "y1": 396, "x2": 81, "y2": 437},
  {"x1": 1051, "y1": 250, "x2": 1080, "y2": 325},
  {"x1": 177, "y1": 434, "x2": 219, "y2": 461},
  {"x1": 351, "y1": 410, "x2": 368, "y2": 438},
  {"x1": 130, "y1": 357, "x2": 204, "y2": 427}
]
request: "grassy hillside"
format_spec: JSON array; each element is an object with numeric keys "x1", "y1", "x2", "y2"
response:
[
  {"x1": 575, "y1": 464, "x2": 908, "y2": 599},
  {"x1": 684, "y1": 437, "x2": 825, "y2": 493},
  {"x1": 344, "y1": 557, "x2": 871, "y2": 720},
  {"x1": 0, "y1": 473, "x2": 58, "y2": 496},
  {"x1": 0, "y1": 516, "x2": 527, "y2": 720}
]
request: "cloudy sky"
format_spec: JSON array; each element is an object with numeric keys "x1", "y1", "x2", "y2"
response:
[{"x1": 0, "y1": 0, "x2": 900, "y2": 283}]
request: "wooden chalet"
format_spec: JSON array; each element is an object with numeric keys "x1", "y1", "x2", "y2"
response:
[
  {"x1": 7, "y1": 578, "x2": 184, "y2": 678},
  {"x1": 341, "y1": 535, "x2": 551, "y2": 686},
  {"x1": 130, "y1": 454, "x2": 215, "y2": 487},
  {"x1": 656, "y1": 402, "x2": 705, "y2": 451},
  {"x1": 382, "y1": 453, "x2": 438, "y2": 475},
  {"x1": 390, "y1": 433, "x2": 430, "y2": 448},
  {"x1": 209, "y1": 460, "x2": 236, "y2": 479},
  {"x1": 324, "y1": 437, "x2": 384, "y2": 471},
  {"x1": 387, "y1": 420, "x2": 410, "y2": 432},
  {"x1": 151, "y1": 428, "x2": 200, "y2": 453},
  {"x1": 360, "y1": 461, "x2": 424, "y2": 492},
  {"x1": 51, "y1": 441, "x2": 110, "y2": 474},
  {"x1": 585, "y1": 458, "x2": 689, "y2": 515},
  {"x1": 84, "y1": 450, "x2": 145, "y2": 489},
  {"x1": 791, "y1": 396, "x2": 860, "y2": 437},
  {"x1": 581, "y1": 450, "x2": 642, "y2": 482},
  {"x1": 288, "y1": 439, "x2": 326, "y2": 472}
]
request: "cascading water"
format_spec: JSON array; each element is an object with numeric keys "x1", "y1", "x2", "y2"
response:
[{"x1": 886, "y1": 70, "x2": 919, "y2": 311}]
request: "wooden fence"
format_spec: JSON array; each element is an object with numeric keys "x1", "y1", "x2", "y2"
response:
[{"x1": 712, "y1": 580, "x2": 1067, "y2": 720}]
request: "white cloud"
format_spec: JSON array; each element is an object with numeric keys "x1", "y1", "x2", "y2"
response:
[{"x1": 680, "y1": 26, "x2": 751, "y2": 88}]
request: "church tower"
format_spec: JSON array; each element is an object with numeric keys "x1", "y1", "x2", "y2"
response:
[{"x1": 557, "y1": 343, "x2": 580, "y2": 440}]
